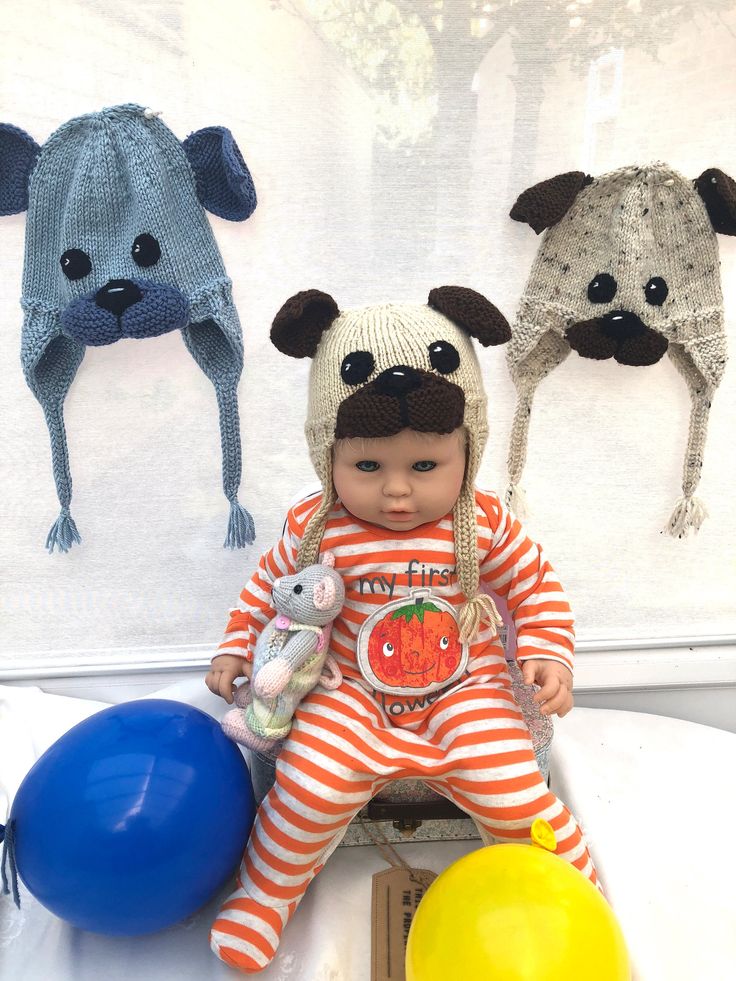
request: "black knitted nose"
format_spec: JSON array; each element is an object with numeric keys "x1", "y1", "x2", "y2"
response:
[
  {"x1": 601, "y1": 310, "x2": 646, "y2": 343},
  {"x1": 374, "y1": 365, "x2": 422, "y2": 397},
  {"x1": 95, "y1": 279, "x2": 143, "y2": 316}
]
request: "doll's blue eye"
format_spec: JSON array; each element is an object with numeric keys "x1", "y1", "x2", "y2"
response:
[
  {"x1": 356, "y1": 461, "x2": 379, "y2": 472},
  {"x1": 293, "y1": 584, "x2": 303, "y2": 594},
  {"x1": 412, "y1": 461, "x2": 436, "y2": 472}
]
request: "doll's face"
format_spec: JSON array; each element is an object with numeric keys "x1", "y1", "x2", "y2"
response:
[{"x1": 332, "y1": 427, "x2": 466, "y2": 532}]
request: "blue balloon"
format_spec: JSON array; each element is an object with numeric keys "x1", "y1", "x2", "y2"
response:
[{"x1": 9, "y1": 699, "x2": 255, "y2": 936}]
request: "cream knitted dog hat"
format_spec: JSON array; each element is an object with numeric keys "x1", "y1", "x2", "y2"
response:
[
  {"x1": 270, "y1": 286, "x2": 511, "y2": 640},
  {"x1": 506, "y1": 163, "x2": 736, "y2": 536}
]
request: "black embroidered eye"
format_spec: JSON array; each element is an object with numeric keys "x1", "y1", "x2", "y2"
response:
[
  {"x1": 428, "y1": 340, "x2": 460, "y2": 374},
  {"x1": 293, "y1": 584, "x2": 303, "y2": 594},
  {"x1": 341, "y1": 351, "x2": 375, "y2": 386},
  {"x1": 644, "y1": 276, "x2": 668, "y2": 306},
  {"x1": 587, "y1": 273, "x2": 617, "y2": 304},
  {"x1": 131, "y1": 234, "x2": 161, "y2": 268},
  {"x1": 60, "y1": 249, "x2": 92, "y2": 281}
]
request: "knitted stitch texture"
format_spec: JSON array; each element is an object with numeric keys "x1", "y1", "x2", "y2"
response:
[
  {"x1": 0, "y1": 124, "x2": 39, "y2": 215},
  {"x1": 272, "y1": 288, "x2": 510, "y2": 640},
  {"x1": 3, "y1": 104, "x2": 257, "y2": 551},
  {"x1": 221, "y1": 558, "x2": 345, "y2": 748},
  {"x1": 507, "y1": 162, "x2": 728, "y2": 535}
]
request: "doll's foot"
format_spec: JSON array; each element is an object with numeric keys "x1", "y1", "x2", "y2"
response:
[{"x1": 210, "y1": 882, "x2": 296, "y2": 973}]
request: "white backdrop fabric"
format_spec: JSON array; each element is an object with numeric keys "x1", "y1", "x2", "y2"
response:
[{"x1": 2, "y1": 0, "x2": 736, "y2": 669}]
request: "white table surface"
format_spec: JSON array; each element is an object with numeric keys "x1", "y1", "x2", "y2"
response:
[{"x1": 1, "y1": 681, "x2": 734, "y2": 981}]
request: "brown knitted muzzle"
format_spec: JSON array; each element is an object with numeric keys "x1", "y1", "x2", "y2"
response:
[
  {"x1": 565, "y1": 312, "x2": 669, "y2": 367},
  {"x1": 334, "y1": 367, "x2": 465, "y2": 439}
]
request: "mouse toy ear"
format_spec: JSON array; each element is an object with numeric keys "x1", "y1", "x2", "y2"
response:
[
  {"x1": 270, "y1": 289, "x2": 340, "y2": 358},
  {"x1": 313, "y1": 576, "x2": 337, "y2": 611},
  {"x1": 510, "y1": 170, "x2": 593, "y2": 234},
  {"x1": 321, "y1": 551, "x2": 336, "y2": 568}
]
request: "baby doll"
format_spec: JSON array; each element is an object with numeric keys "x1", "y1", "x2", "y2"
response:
[
  {"x1": 205, "y1": 286, "x2": 598, "y2": 973},
  {"x1": 221, "y1": 554, "x2": 344, "y2": 752}
]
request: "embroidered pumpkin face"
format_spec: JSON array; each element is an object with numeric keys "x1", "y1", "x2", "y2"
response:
[{"x1": 366, "y1": 598, "x2": 462, "y2": 689}]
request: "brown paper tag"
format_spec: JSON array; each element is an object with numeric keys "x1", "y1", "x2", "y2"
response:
[{"x1": 371, "y1": 867, "x2": 437, "y2": 981}]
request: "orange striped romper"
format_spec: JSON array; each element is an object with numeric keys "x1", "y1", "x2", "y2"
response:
[{"x1": 210, "y1": 488, "x2": 598, "y2": 973}]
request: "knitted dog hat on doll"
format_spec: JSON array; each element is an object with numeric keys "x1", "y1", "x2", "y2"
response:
[
  {"x1": 506, "y1": 162, "x2": 736, "y2": 536},
  {"x1": 270, "y1": 286, "x2": 511, "y2": 641},
  {"x1": 0, "y1": 104, "x2": 257, "y2": 552}
]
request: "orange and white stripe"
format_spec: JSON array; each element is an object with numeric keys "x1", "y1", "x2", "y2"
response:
[
  {"x1": 209, "y1": 491, "x2": 595, "y2": 972},
  {"x1": 216, "y1": 489, "x2": 575, "y2": 687},
  {"x1": 210, "y1": 680, "x2": 597, "y2": 970}
]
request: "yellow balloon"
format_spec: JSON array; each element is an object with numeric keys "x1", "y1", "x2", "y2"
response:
[{"x1": 406, "y1": 842, "x2": 630, "y2": 981}]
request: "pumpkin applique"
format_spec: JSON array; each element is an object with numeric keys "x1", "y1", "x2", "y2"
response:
[{"x1": 356, "y1": 589, "x2": 469, "y2": 696}]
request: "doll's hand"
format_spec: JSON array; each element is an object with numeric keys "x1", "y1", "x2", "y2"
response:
[
  {"x1": 520, "y1": 659, "x2": 573, "y2": 718},
  {"x1": 206, "y1": 654, "x2": 253, "y2": 704}
]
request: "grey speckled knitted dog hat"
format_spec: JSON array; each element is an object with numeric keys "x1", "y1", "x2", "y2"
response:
[
  {"x1": 0, "y1": 104, "x2": 257, "y2": 552},
  {"x1": 506, "y1": 163, "x2": 736, "y2": 536}
]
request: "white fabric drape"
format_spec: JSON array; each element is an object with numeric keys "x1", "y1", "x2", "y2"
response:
[{"x1": 1, "y1": 0, "x2": 735, "y2": 670}]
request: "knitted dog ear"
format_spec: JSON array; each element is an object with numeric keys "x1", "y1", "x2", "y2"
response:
[
  {"x1": 694, "y1": 168, "x2": 736, "y2": 235},
  {"x1": 182, "y1": 126, "x2": 257, "y2": 221},
  {"x1": 0, "y1": 123, "x2": 41, "y2": 215},
  {"x1": 427, "y1": 286, "x2": 511, "y2": 347},
  {"x1": 271, "y1": 290, "x2": 340, "y2": 358},
  {"x1": 510, "y1": 171, "x2": 593, "y2": 234}
]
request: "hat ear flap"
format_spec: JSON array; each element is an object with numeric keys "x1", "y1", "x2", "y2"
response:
[
  {"x1": 510, "y1": 170, "x2": 592, "y2": 234},
  {"x1": 0, "y1": 123, "x2": 41, "y2": 215},
  {"x1": 694, "y1": 168, "x2": 736, "y2": 235},
  {"x1": 22, "y1": 314, "x2": 85, "y2": 551},
  {"x1": 271, "y1": 289, "x2": 340, "y2": 359},
  {"x1": 427, "y1": 286, "x2": 511, "y2": 347},
  {"x1": 182, "y1": 314, "x2": 255, "y2": 548},
  {"x1": 182, "y1": 126, "x2": 256, "y2": 221}
]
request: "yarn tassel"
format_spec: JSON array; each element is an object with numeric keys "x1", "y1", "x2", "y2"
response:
[
  {"x1": 664, "y1": 495, "x2": 707, "y2": 538},
  {"x1": 1, "y1": 821, "x2": 21, "y2": 909},
  {"x1": 224, "y1": 498, "x2": 256, "y2": 549},
  {"x1": 459, "y1": 593, "x2": 504, "y2": 644},
  {"x1": 45, "y1": 509, "x2": 81, "y2": 554},
  {"x1": 505, "y1": 483, "x2": 530, "y2": 520}
]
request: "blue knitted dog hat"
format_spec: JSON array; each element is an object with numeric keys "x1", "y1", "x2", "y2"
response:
[{"x1": 0, "y1": 104, "x2": 257, "y2": 552}]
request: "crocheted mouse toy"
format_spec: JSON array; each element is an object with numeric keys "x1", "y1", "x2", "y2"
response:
[{"x1": 222, "y1": 553, "x2": 344, "y2": 752}]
